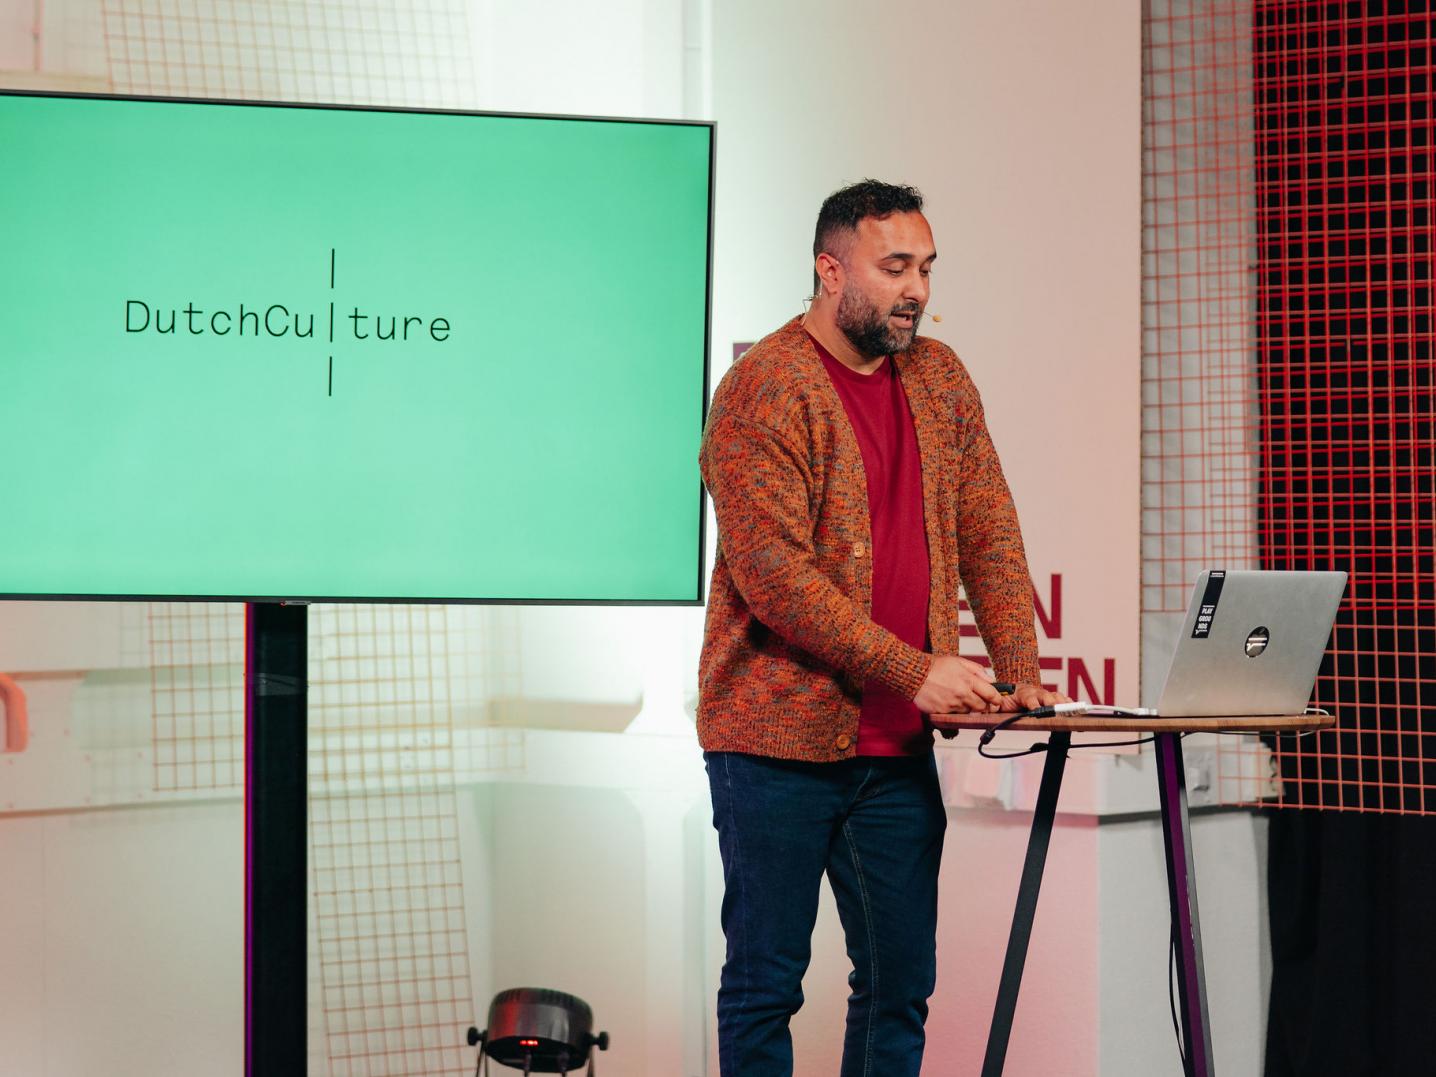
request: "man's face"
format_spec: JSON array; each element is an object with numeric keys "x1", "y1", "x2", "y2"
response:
[{"x1": 833, "y1": 211, "x2": 936, "y2": 358}]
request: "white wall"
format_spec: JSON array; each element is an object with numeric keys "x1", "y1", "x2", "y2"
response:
[
  {"x1": 1100, "y1": 810, "x2": 1270, "y2": 1077},
  {"x1": 0, "y1": 802, "x2": 242, "y2": 1077}
]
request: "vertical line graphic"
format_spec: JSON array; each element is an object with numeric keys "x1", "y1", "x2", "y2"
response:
[{"x1": 329, "y1": 248, "x2": 336, "y2": 395}]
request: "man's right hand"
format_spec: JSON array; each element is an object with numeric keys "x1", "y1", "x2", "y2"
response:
[{"x1": 913, "y1": 655, "x2": 1003, "y2": 715}]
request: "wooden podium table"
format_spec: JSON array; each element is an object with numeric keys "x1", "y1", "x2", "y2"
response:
[{"x1": 927, "y1": 712, "x2": 1333, "y2": 1077}]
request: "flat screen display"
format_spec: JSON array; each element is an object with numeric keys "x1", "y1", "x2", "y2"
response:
[{"x1": 0, "y1": 92, "x2": 712, "y2": 603}]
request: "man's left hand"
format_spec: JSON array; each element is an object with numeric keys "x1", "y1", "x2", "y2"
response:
[{"x1": 998, "y1": 683, "x2": 1072, "y2": 711}]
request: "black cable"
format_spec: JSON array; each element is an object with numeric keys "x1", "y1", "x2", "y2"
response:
[
  {"x1": 972, "y1": 708, "x2": 1052, "y2": 758},
  {"x1": 1071, "y1": 735, "x2": 1158, "y2": 749},
  {"x1": 977, "y1": 739, "x2": 1050, "y2": 759},
  {"x1": 976, "y1": 735, "x2": 1158, "y2": 759},
  {"x1": 977, "y1": 708, "x2": 1048, "y2": 743},
  {"x1": 1169, "y1": 924, "x2": 1185, "y2": 1069}
]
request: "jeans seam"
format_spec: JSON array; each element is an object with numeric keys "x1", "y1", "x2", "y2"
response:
[
  {"x1": 721, "y1": 753, "x2": 751, "y2": 1041},
  {"x1": 842, "y1": 818, "x2": 878, "y2": 1077},
  {"x1": 849, "y1": 761, "x2": 875, "y2": 806}
]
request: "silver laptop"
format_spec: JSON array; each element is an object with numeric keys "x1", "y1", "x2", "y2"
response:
[{"x1": 1154, "y1": 569, "x2": 1347, "y2": 717}]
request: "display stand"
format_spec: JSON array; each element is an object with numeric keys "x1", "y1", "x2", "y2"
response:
[
  {"x1": 245, "y1": 601, "x2": 309, "y2": 1076},
  {"x1": 928, "y1": 712, "x2": 1333, "y2": 1077}
]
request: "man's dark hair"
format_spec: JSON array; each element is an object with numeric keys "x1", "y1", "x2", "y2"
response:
[{"x1": 812, "y1": 179, "x2": 925, "y2": 294}]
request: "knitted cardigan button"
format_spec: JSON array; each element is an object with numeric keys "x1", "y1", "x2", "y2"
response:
[
  {"x1": 852, "y1": 542, "x2": 866, "y2": 558},
  {"x1": 835, "y1": 733, "x2": 852, "y2": 750}
]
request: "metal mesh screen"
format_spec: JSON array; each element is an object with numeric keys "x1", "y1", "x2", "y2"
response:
[
  {"x1": 1143, "y1": 0, "x2": 1436, "y2": 813},
  {"x1": 150, "y1": 601, "x2": 245, "y2": 792},
  {"x1": 1252, "y1": 0, "x2": 1435, "y2": 813},
  {"x1": 100, "y1": 0, "x2": 475, "y2": 107}
]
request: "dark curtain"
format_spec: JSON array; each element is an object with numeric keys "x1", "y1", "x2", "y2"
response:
[{"x1": 1265, "y1": 810, "x2": 1436, "y2": 1075}]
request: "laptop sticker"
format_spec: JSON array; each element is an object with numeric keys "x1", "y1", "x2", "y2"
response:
[{"x1": 1192, "y1": 569, "x2": 1226, "y2": 639}]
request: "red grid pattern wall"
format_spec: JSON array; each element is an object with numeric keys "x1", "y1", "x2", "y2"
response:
[
  {"x1": 1254, "y1": 0, "x2": 1435, "y2": 813},
  {"x1": 1145, "y1": 0, "x2": 1436, "y2": 813}
]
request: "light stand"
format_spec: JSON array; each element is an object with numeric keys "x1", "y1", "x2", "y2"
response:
[{"x1": 468, "y1": 988, "x2": 610, "y2": 1076}]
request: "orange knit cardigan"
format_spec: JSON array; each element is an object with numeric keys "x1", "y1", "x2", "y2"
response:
[{"x1": 697, "y1": 316, "x2": 1041, "y2": 762}]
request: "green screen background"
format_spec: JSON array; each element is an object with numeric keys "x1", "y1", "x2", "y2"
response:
[{"x1": 0, "y1": 94, "x2": 711, "y2": 602}]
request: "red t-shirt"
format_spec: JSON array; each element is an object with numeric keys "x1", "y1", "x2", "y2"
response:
[{"x1": 809, "y1": 334, "x2": 931, "y2": 756}]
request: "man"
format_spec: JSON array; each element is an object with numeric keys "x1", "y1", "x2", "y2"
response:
[{"x1": 697, "y1": 179, "x2": 1065, "y2": 1076}]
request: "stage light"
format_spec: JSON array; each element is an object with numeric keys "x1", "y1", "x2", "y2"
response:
[{"x1": 467, "y1": 987, "x2": 610, "y2": 1076}]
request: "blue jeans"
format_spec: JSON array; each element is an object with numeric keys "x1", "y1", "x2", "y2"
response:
[{"x1": 705, "y1": 749, "x2": 947, "y2": 1077}]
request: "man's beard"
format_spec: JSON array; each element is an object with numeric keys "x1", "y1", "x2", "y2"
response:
[{"x1": 835, "y1": 283, "x2": 921, "y2": 358}]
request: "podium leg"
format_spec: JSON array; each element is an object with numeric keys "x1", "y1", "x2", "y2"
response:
[
  {"x1": 981, "y1": 731, "x2": 1070, "y2": 1077},
  {"x1": 1155, "y1": 732, "x2": 1215, "y2": 1077}
]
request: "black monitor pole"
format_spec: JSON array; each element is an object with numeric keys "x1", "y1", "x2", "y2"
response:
[{"x1": 245, "y1": 601, "x2": 309, "y2": 1075}]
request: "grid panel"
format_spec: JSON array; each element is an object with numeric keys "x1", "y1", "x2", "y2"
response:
[
  {"x1": 1251, "y1": 0, "x2": 1436, "y2": 813},
  {"x1": 1142, "y1": 0, "x2": 1275, "y2": 801},
  {"x1": 149, "y1": 601, "x2": 245, "y2": 792},
  {"x1": 1145, "y1": 0, "x2": 1436, "y2": 813},
  {"x1": 309, "y1": 603, "x2": 478, "y2": 1077},
  {"x1": 1142, "y1": 0, "x2": 1262, "y2": 632},
  {"x1": 99, "y1": 0, "x2": 476, "y2": 107},
  {"x1": 145, "y1": 597, "x2": 510, "y2": 1076}
]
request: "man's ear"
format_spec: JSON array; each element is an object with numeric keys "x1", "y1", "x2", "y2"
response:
[{"x1": 814, "y1": 252, "x2": 844, "y2": 298}]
